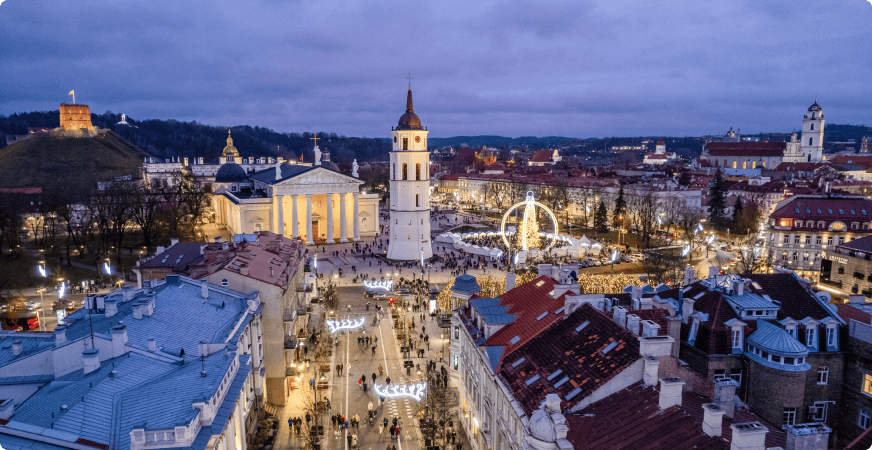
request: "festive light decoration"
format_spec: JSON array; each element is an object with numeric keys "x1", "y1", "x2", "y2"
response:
[
  {"x1": 374, "y1": 382, "x2": 427, "y2": 402},
  {"x1": 500, "y1": 191, "x2": 558, "y2": 251},
  {"x1": 37, "y1": 265, "x2": 47, "y2": 277},
  {"x1": 104, "y1": 262, "x2": 112, "y2": 275},
  {"x1": 681, "y1": 245, "x2": 691, "y2": 257},
  {"x1": 364, "y1": 280, "x2": 393, "y2": 291},
  {"x1": 58, "y1": 282, "x2": 66, "y2": 299},
  {"x1": 326, "y1": 318, "x2": 365, "y2": 334}
]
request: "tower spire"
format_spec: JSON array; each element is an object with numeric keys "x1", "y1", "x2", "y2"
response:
[{"x1": 406, "y1": 88, "x2": 414, "y2": 113}]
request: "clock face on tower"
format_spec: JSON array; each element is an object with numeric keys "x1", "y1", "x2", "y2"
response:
[{"x1": 414, "y1": 136, "x2": 421, "y2": 143}]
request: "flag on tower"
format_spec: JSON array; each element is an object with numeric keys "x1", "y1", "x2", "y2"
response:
[{"x1": 68, "y1": 90, "x2": 75, "y2": 104}]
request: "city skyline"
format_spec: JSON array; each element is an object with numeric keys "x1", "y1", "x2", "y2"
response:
[{"x1": 1, "y1": 0, "x2": 871, "y2": 138}]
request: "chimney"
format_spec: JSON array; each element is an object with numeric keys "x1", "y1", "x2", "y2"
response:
[
  {"x1": 708, "y1": 266, "x2": 719, "y2": 279},
  {"x1": 730, "y1": 422, "x2": 768, "y2": 450},
  {"x1": 643, "y1": 356, "x2": 659, "y2": 386},
  {"x1": 684, "y1": 267, "x2": 695, "y2": 286},
  {"x1": 613, "y1": 306, "x2": 627, "y2": 328},
  {"x1": 658, "y1": 377, "x2": 685, "y2": 409},
  {"x1": 240, "y1": 264, "x2": 249, "y2": 276},
  {"x1": 732, "y1": 279, "x2": 745, "y2": 296},
  {"x1": 702, "y1": 403, "x2": 725, "y2": 437},
  {"x1": 54, "y1": 325, "x2": 67, "y2": 346},
  {"x1": 83, "y1": 349, "x2": 100, "y2": 375},
  {"x1": 170, "y1": 238, "x2": 179, "y2": 247},
  {"x1": 714, "y1": 378, "x2": 739, "y2": 419},
  {"x1": 505, "y1": 273, "x2": 516, "y2": 292},
  {"x1": 122, "y1": 287, "x2": 135, "y2": 302},
  {"x1": 626, "y1": 314, "x2": 641, "y2": 335},
  {"x1": 148, "y1": 338, "x2": 157, "y2": 353},
  {"x1": 848, "y1": 294, "x2": 865, "y2": 304},
  {"x1": 110, "y1": 325, "x2": 128, "y2": 357},
  {"x1": 155, "y1": 246, "x2": 166, "y2": 255},
  {"x1": 682, "y1": 298, "x2": 695, "y2": 323},
  {"x1": 641, "y1": 320, "x2": 661, "y2": 337},
  {"x1": 538, "y1": 264, "x2": 553, "y2": 278},
  {"x1": 11, "y1": 340, "x2": 22, "y2": 356},
  {"x1": 198, "y1": 341, "x2": 209, "y2": 358},
  {"x1": 631, "y1": 285, "x2": 642, "y2": 302},
  {"x1": 667, "y1": 317, "x2": 682, "y2": 358},
  {"x1": 784, "y1": 423, "x2": 831, "y2": 450},
  {"x1": 202, "y1": 281, "x2": 209, "y2": 299},
  {"x1": 132, "y1": 303, "x2": 143, "y2": 320},
  {"x1": 144, "y1": 294, "x2": 155, "y2": 316}
]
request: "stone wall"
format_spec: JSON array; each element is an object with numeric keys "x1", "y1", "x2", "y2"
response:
[
  {"x1": 60, "y1": 103, "x2": 93, "y2": 130},
  {"x1": 746, "y1": 358, "x2": 808, "y2": 427},
  {"x1": 837, "y1": 335, "x2": 872, "y2": 448}
]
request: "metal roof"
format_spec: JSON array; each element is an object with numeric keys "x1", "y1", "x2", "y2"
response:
[
  {"x1": 746, "y1": 320, "x2": 808, "y2": 356},
  {"x1": 452, "y1": 274, "x2": 482, "y2": 294}
]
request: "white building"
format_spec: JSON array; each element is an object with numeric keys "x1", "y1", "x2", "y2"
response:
[
  {"x1": 0, "y1": 276, "x2": 264, "y2": 450},
  {"x1": 388, "y1": 88, "x2": 433, "y2": 261},
  {"x1": 643, "y1": 140, "x2": 679, "y2": 165}
]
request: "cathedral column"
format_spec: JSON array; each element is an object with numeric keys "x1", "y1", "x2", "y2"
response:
[
  {"x1": 305, "y1": 195, "x2": 314, "y2": 245},
  {"x1": 339, "y1": 192, "x2": 348, "y2": 243},
  {"x1": 326, "y1": 193, "x2": 334, "y2": 243},
  {"x1": 291, "y1": 194, "x2": 299, "y2": 238},
  {"x1": 353, "y1": 192, "x2": 360, "y2": 240},
  {"x1": 276, "y1": 194, "x2": 285, "y2": 236}
]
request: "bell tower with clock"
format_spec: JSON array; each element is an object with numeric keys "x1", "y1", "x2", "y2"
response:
[{"x1": 387, "y1": 87, "x2": 433, "y2": 261}]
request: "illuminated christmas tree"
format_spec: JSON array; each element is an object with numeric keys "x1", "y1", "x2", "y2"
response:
[{"x1": 513, "y1": 201, "x2": 541, "y2": 250}]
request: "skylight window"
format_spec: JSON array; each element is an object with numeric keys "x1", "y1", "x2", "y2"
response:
[
  {"x1": 547, "y1": 369, "x2": 564, "y2": 381},
  {"x1": 548, "y1": 290, "x2": 555, "y2": 296},
  {"x1": 536, "y1": 312, "x2": 549, "y2": 321},
  {"x1": 553, "y1": 376, "x2": 570, "y2": 388},
  {"x1": 795, "y1": 208, "x2": 800, "y2": 214},
  {"x1": 851, "y1": 210, "x2": 856, "y2": 215},
  {"x1": 575, "y1": 321, "x2": 590, "y2": 332},
  {"x1": 839, "y1": 209, "x2": 844, "y2": 215},
  {"x1": 525, "y1": 374, "x2": 541, "y2": 386},
  {"x1": 828, "y1": 209, "x2": 833, "y2": 214},
  {"x1": 536, "y1": 281, "x2": 545, "y2": 287},
  {"x1": 511, "y1": 357, "x2": 526, "y2": 368},
  {"x1": 601, "y1": 341, "x2": 619, "y2": 355},
  {"x1": 565, "y1": 387, "x2": 582, "y2": 400},
  {"x1": 555, "y1": 306, "x2": 565, "y2": 314},
  {"x1": 817, "y1": 209, "x2": 822, "y2": 214},
  {"x1": 509, "y1": 335, "x2": 521, "y2": 345},
  {"x1": 864, "y1": 210, "x2": 868, "y2": 215},
  {"x1": 806, "y1": 208, "x2": 811, "y2": 214}
]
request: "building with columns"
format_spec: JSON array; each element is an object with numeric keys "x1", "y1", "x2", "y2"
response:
[
  {"x1": 388, "y1": 88, "x2": 433, "y2": 261},
  {"x1": 211, "y1": 150, "x2": 379, "y2": 243}
]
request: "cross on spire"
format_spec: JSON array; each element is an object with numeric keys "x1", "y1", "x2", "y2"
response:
[
  {"x1": 310, "y1": 133, "x2": 320, "y2": 148},
  {"x1": 407, "y1": 73, "x2": 413, "y2": 89}
]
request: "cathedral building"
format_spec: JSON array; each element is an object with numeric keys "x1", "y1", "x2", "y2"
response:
[
  {"x1": 387, "y1": 88, "x2": 433, "y2": 261},
  {"x1": 700, "y1": 102, "x2": 825, "y2": 170}
]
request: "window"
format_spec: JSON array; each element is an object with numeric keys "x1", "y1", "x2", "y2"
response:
[
  {"x1": 729, "y1": 368, "x2": 742, "y2": 385},
  {"x1": 852, "y1": 209, "x2": 856, "y2": 215},
  {"x1": 828, "y1": 209, "x2": 833, "y2": 214},
  {"x1": 807, "y1": 208, "x2": 811, "y2": 214},
  {"x1": 794, "y1": 235, "x2": 800, "y2": 244},
  {"x1": 860, "y1": 408, "x2": 871, "y2": 429},
  {"x1": 403, "y1": 138, "x2": 408, "y2": 150},
  {"x1": 796, "y1": 221, "x2": 802, "y2": 228},
  {"x1": 714, "y1": 369, "x2": 726, "y2": 380},
  {"x1": 828, "y1": 236, "x2": 834, "y2": 245},
  {"x1": 819, "y1": 222, "x2": 825, "y2": 229},
  {"x1": 784, "y1": 235, "x2": 790, "y2": 244},
  {"x1": 805, "y1": 236, "x2": 811, "y2": 244},
  {"x1": 810, "y1": 402, "x2": 827, "y2": 422},
  {"x1": 416, "y1": 163, "x2": 421, "y2": 180},
  {"x1": 810, "y1": 137, "x2": 813, "y2": 145},
  {"x1": 840, "y1": 209, "x2": 845, "y2": 215},
  {"x1": 864, "y1": 210, "x2": 868, "y2": 215},
  {"x1": 816, "y1": 236, "x2": 822, "y2": 245},
  {"x1": 732, "y1": 329, "x2": 742, "y2": 349},
  {"x1": 772, "y1": 355, "x2": 782, "y2": 363},
  {"x1": 817, "y1": 366, "x2": 829, "y2": 385},
  {"x1": 806, "y1": 326, "x2": 816, "y2": 346},
  {"x1": 793, "y1": 252, "x2": 799, "y2": 261},
  {"x1": 864, "y1": 374, "x2": 872, "y2": 396},
  {"x1": 826, "y1": 327, "x2": 835, "y2": 347},
  {"x1": 221, "y1": 279, "x2": 228, "y2": 287},
  {"x1": 402, "y1": 163, "x2": 408, "y2": 180},
  {"x1": 804, "y1": 252, "x2": 810, "y2": 262},
  {"x1": 743, "y1": 161, "x2": 747, "y2": 169},
  {"x1": 817, "y1": 209, "x2": 822, "y2": 214},
  {"x1": 393, "y1": 163, "x2": 396, "y2": 180},
  {"x1": 783, "y1": 407, "x2": 797, "y2": 426},
  {"x1": 811, "y1": 123, "x2": 815, "y2": 131},
  {"x1": 733, "y1": 161, "x2": 737, "y2": 169},
  {"x1": 416, "y1": 194, "x2": 419, "y2": 207}
]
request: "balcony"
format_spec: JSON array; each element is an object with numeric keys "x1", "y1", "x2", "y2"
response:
[{"x1": 283, "y1": 310, "x2": 297, "y2": 322}]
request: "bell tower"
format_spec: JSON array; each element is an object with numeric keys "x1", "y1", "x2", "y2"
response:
[
  {"x1": 387, "y1": 87, "x2": 432, "y2": 261},
  {"x1": 801, "y1": 101, "x2": 824, "y2": 162}
]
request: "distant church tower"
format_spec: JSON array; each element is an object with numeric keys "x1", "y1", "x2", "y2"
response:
[
  {"x1": 387, "y1": 88, "x2": 432, "y2": 261},
  {"x1": 801, "y1": 101, "x2": 824, "y2": 162}
]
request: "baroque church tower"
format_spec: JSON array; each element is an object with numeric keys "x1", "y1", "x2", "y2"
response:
[
  {"x1": 801, "y1": 101, "x2": 824, "y2": 162},
  {"x1": 387, "y1": 88, "x2": 432, "y2": 261}
]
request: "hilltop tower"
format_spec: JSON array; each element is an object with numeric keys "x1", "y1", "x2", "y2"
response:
[
  {"x1": 387, "y1": 88, "x2": 432, "y2": 261},
  {"x1": 59, "y1": 104, "x2": 93, "y2": 130},
  {"x1": 801, "y1": 101, "x2": 824, "y2": 162}
]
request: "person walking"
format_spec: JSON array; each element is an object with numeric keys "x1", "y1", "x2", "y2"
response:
[
  {"x1": 347, "y1": 433, "x2": 353, "y2": 448},
  {"x1": 352, "y1": 433, "x2": 358, "y2": 447},
  {"x1": 288, "y1": 417, "x2": 293, "y2": 431},
  {"x1": 379, "y1": 421, "x2": 384, "y2": 436}
]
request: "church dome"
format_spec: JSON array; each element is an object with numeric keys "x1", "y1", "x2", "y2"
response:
[
  {"x1": 528, "y1": 409, "x2": 557, "y2": 443},
  {"x1": 808, "y1": 101, "x2": 821, "y2": 112},
  {"x1": 397, "y1": 89, "x2": 424, "y2": 131},
  {"x1": 215, "y1": 162, "x2": 248, "y2": 183},
  {"x1": 222, "y1": 129, "x2": 240, "y2": 158}
]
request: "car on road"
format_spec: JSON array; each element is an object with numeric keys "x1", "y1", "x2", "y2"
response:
[
  {"x1": 375, "y1": 293, "x2": 392, "y2": 301},
  {"x1": 364, "y1": 290, "x2": 377, "y2": 298},
  {"x1": 24, "y1": 300, "x2": 40, "y2": 311}
]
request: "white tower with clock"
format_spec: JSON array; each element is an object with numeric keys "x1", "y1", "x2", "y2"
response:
[
  {"x1": 801, "y1": 101, "x2": 824, "y2": 162},
  {"x1": 387, "y1": 88, "x2": 433, "y2": 261}
]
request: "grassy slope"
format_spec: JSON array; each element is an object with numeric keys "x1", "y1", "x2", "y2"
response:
[{"x1": 0, "y1": 132, "x2": 144, "y2": 191}]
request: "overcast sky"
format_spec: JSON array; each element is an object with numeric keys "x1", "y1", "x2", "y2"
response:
[{"x1": 1, "y1": 0, "x2": 870, "y2": 138}]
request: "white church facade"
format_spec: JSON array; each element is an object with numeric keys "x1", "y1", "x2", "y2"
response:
[{"x1": 387, "y1": 88, "x2": 433, "y2": 261}]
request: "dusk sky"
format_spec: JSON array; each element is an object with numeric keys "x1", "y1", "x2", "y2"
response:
[{"x1": 1, "y1": 0, "x2": 871, "y2": 138}]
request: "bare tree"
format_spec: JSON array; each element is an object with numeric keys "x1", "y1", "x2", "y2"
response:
[
  {"x1": 417, "y1": 370, "x2": 454, "y2": 448},
  {"x1": 641, "y1": 251, "x2": 685, "y2": 285},
  {"x1": 130, "y1": 182, "x2": 164, "y2": 250},
  {"x1": 674, "y1": 203, "x2": 706, "y2": 267}
]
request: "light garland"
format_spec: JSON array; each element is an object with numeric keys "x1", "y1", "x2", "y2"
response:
[
  {"x1": 373, "y1": 382, "x2": 428, "y2": 402},
  {"x1": 364, "y1": 279, "x2": 393, "y2": 291},
  {"x1": 326, "y1": 318, "x2": 365, "y2": 334}
]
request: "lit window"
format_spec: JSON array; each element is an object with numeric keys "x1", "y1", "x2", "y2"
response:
[
  {"x1": 817, "y1": 366, "x2": 829, "y2": 385},
  {"x1": 535, "y1": 280, "x2": 545, "y2": 287},
  {"x1": 864, "y1": 374, "x2": 872, "y2": 396}
]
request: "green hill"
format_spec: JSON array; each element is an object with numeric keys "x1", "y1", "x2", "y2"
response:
[{"x1": 0, "y1": 131, "x2": 145, "y2": 192}]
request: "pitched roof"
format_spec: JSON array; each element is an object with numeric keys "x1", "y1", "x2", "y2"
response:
[
  {"x1": 845, "y1": 424, "x2": 872, "y2": 450},
  {"x1": 836, "y1": 234, "x2": 872, "y2": 253},
  {"x1": 769, "y1": 195, "x2": 872, "y2": 223},
  {"x1": 704, "y1": 142, "x2": 786, "y2": 157},
  {"x1": 139, "y1": 242, "x2": 204, "y2": 270},
  {"x1": 836, "y1": 303, "x2": 872, "y2": 325},
  {"x1": 745, "y1": 274, "x2": 834, "y2": 321},
  {"x1": 186, "y1": 232, "x2": 304, "y2": 288},
  {"x1": 247, "y1": 163, "x2": 313, "y2": 184},
  {"x1": 530, "y1": 150, "x2": 553, "y2": 163},
  {"x1": 497, "y1": 303, "x2": 640, "y2": 415}
]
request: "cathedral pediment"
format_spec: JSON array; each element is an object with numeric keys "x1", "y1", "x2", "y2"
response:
[{"x1": 285, "y1": 167, "x2": 361, "y2": 186}]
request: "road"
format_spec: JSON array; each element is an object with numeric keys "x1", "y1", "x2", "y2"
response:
[{"x1": 327, "y1": 285, "x2": 431, "y2": 450}]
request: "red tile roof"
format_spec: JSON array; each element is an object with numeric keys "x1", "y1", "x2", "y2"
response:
[
  {"x1": 140, "y1": 242, "x2": 204, "y2": 270},
  {"x1": 530, "y1": 150, "x2": 553, "y2": 163},
  {"x1": 497, "y1": 303, "x2": 640, "y2": 415},
  {"x1": 704, "y1": 142, "x2": 785, "y2": 157},
  {"x1": 769, "y1": 195, "x2": 872, "y2": 227},
  {"x1": 185, "y1": 231, "x2": 304, "y2": 288},
  {"x1": 845, "y1": 424, "x2": 872, "y2": 450},
  {"x1": 565, "y1": 381, "x2": 787, "y2": 450},
  {"x1": 831, "y1": 155, "x2": 872, "y2": 169},
  {"x1": 836, "y1": 303, "x2": 872, "y2": 326}
]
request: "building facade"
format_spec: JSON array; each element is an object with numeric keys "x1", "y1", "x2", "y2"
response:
[
  {"x1": 821, "y1": 235, "x2": 872, "y2": 297},
  {"x1": 388, "y1": 88, "x2": 432, "y2": 261}
]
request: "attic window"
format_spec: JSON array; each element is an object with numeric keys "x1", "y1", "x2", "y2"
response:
[
  {"x1": 828, "y1": 209, "x2": 833, "y2": 214},
  {"x1": 553, "y1": 376, "x2": 570, "y2": 388},
  {"x1": 536, "y1": 281, "x2": 545, "y2": 287},
  {"x1": 565, "y1": 387, "x2": 583, "y2": 401},
  {"x1": 546, "y1": 369, "x2": 563, "y2": 381},
  {"x1": 509, "y1": 336, "x2": 521, "y2": 345},
  {"x1": 795, "y1": 208, "x2": 800, "y2": 214},
  {"x1": 511, "y1": 357, "x2": 526, "y2": 368},
  {"x1": 852, "y1": 210, "x2": 856, "y2": 215},
  {"x1": 806, "y1": 208, "x2": 811, "y2": 214},
  {"x1": 548, "y1": 290, "x2": 555, "y2": 296},
  {"x1": 536, "y1": 312, "x2": 549, "y2": 321},
  {"x1": 601, "y1": 341, "x2": 619, "y2": 355},
  {"x1": 693, "y1": 292, "x2": 705, "y2": 299},
  {"x1": 864, "y1": 210, "x2": 868, "y2": 215},
  {"x1": 817, "y1": 209, "x2": 822, "y2": 214},
  {"x1": 525, "y1": 374, "x2": 541, "y2": 386},
  {"x1": 575, "y1": 321, "x2": 590, "y2": 332},
  {"x1": 555, "y1": 306, "x2": 565, "y2": 314}
]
